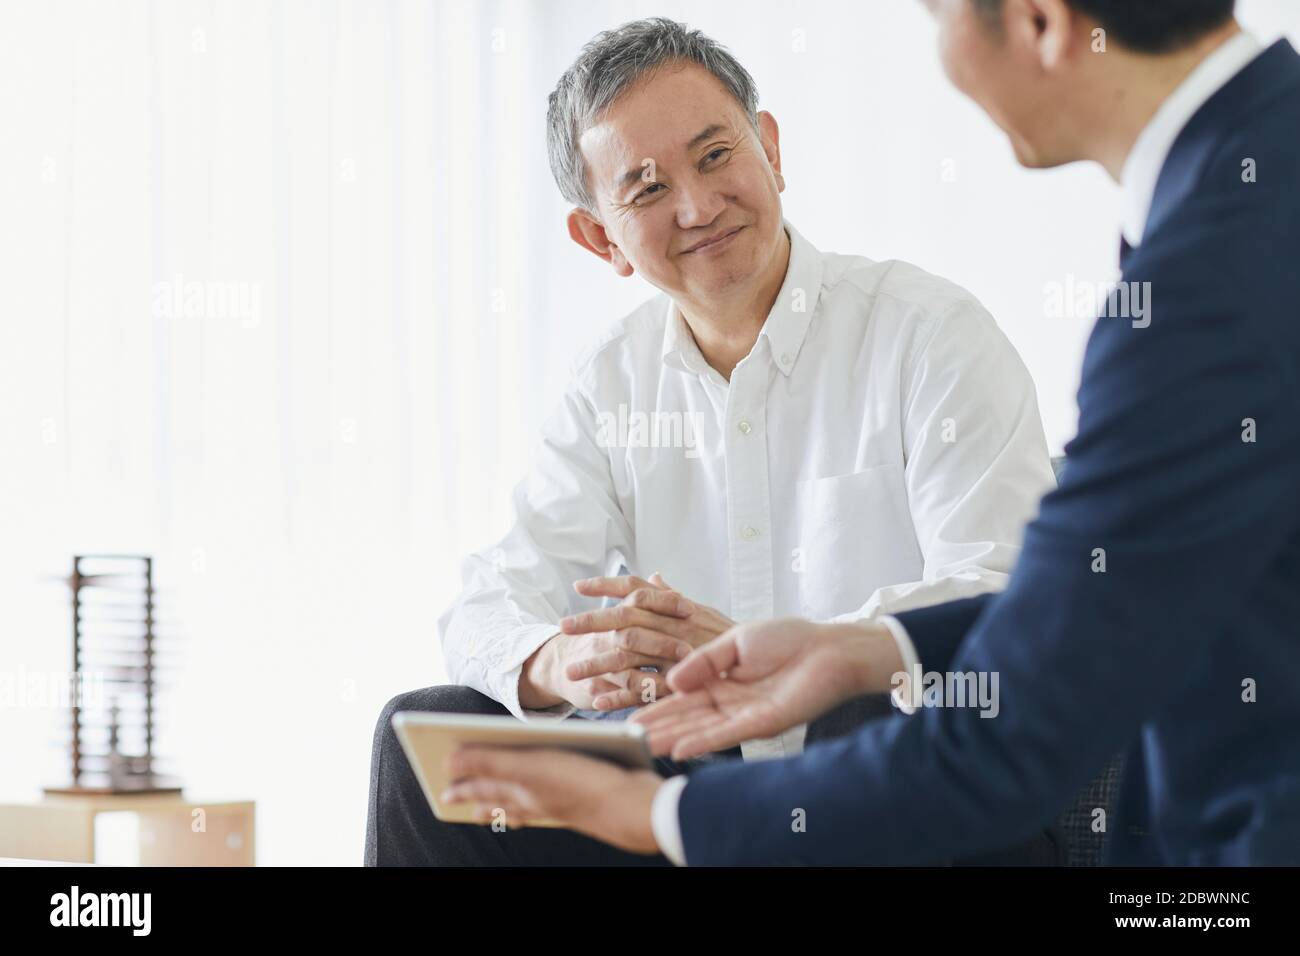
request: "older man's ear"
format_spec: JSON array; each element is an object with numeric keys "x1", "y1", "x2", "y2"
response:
[
  {"x1": 757, "y1": 111, "x2": 785, "y2": 192},
  {"x1": 567, "y1": 208, "x2": 635, "y2": 277}
]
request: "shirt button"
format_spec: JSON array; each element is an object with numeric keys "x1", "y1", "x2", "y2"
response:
[
  {"x1": 741, "y1": 526, "x2": 760, "y2": 540},
  {"x1": 780, "y1": 352, "x2": 794, "y2": 367},
  {"x1": 737, "y1": 420, "x2": 752, "y2": 435}
]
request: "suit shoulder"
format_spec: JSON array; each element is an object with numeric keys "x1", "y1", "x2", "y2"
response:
[
  {"x1": 1144, "y1": 119, "x2": 1300, "y2": 348},
  {"x1": 1205, "y1": 99, "x2": 1300, "y2": 188}
]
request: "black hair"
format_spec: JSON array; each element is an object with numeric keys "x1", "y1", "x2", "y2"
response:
[{"x1": 973, "y1": 0, "x2": 1236, "y2": 53}]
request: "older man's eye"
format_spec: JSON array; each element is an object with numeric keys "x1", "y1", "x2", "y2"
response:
[
  {"x1": 703, "y1": 147, "x2": 731, "y2": 166},
  {"x1": 635, "y1": 183, "x2": 665, "y2": 203}
]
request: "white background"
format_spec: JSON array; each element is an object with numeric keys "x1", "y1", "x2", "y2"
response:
[{"x1": 3, "y1": 0, "x2": 1297, "y2": 865}]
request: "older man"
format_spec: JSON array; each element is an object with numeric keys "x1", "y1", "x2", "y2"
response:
[{"x1": 365, "y1": 16, "x2": 1055, "y2": 865}]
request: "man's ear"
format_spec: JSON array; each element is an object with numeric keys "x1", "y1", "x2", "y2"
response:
[
  {"x1": 757, "y1": 111, "x2": 785, "y2": 192},
  {"x1": 567, "y1": 208, "x2": 635, "y2": 278},
  {"x1": 1014, "y1": 0, "x2": 1079, "y2": 71}
]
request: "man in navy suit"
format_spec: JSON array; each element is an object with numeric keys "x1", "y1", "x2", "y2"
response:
[{"x1": 441, "y1": 0, "x2": 1300, "y2": 865}]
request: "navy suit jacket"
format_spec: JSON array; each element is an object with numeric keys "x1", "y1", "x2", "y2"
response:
[{"x1": 678, "y1": 40, "x2": 1300, "y2": 865}]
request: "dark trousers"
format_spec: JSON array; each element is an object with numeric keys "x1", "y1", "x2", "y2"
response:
[{"x1": 364, "y1": 685, "x2": 1062, "y2": 866}]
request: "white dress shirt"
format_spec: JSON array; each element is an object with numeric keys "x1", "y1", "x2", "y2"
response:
[
  {"x1": 647, "y1": 33, "x2": 1279, "y2": 871},
  {"x1": 438, "y1": 220, "x2": 1054, "y2": 854}
]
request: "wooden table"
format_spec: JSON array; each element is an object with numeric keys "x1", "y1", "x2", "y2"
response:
[{"x1": 0, "y1": 793, "x2": 255, "y2": 865}]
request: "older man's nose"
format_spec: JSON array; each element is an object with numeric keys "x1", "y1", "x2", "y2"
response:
[{"x1": 674, "y1": 181, "x2": 726, "y2": 230}]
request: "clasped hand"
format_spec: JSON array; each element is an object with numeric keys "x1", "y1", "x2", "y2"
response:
[{"x1": 522, "y1": 573, "x2": 734, "y2": 711}]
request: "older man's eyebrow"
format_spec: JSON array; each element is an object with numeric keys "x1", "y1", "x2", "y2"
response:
[
  {"x1": 684, "y1": 123, "x2": 727, "y2": 151},
  {"x1": 613, "y1": 123, "x2": 731, "y2": 194},
  {"x1": 616, "y1": 165, "x2": 651, "y2": 192}
]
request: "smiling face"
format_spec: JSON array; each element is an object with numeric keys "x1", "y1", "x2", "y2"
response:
[{"x1": 567, "y1": 62, "x2": 788, "y2": 310}]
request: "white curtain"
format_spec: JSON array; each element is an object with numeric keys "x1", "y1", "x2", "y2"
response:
[{"x1": 3, "y1": 0, "x2": 1297, "y2": 864}]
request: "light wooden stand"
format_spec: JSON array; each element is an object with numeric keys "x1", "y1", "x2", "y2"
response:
[{"x1": 0, "y1": 793, "x2": 255, "y2": 865}]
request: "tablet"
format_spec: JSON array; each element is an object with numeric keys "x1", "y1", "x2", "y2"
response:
[{"x1": 391, "y1": 711, "x2": 654, "y2": 826}]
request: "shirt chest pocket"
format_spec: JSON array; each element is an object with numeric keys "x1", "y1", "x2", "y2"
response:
[{"x1": 793, "y1": 462, "x2": 922, "y2": 618}]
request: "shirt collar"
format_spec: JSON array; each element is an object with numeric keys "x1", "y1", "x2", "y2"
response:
[
  {"x1": 1121, "y1": 30, "x2": 1262, "y2": 247},
  {"x1": 661, "y1": 302, "x2": 709, "y2": 375},
  {"x1": 661, "y1": 220, "x2": 825, "y2": 378}
]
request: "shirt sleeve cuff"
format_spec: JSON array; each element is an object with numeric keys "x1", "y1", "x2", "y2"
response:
[
  {"x1": 650, "y1": 775, "x2": 690, "y2": 866},
  {"x1": 878, "y1": 614, "x2": 922, "y2": 715},
  {"x1": 492, "y1": 627, "x2": 577, "y2": 721}
]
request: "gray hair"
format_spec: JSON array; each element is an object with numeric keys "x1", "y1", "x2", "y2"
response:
[{"x1": 546, "y1": 17, "x2": 760, "y2": 213}]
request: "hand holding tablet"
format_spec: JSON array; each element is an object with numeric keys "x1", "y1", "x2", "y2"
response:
[{"x1": 391, "y1": 712, "x2": 654, "y2": 826}]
